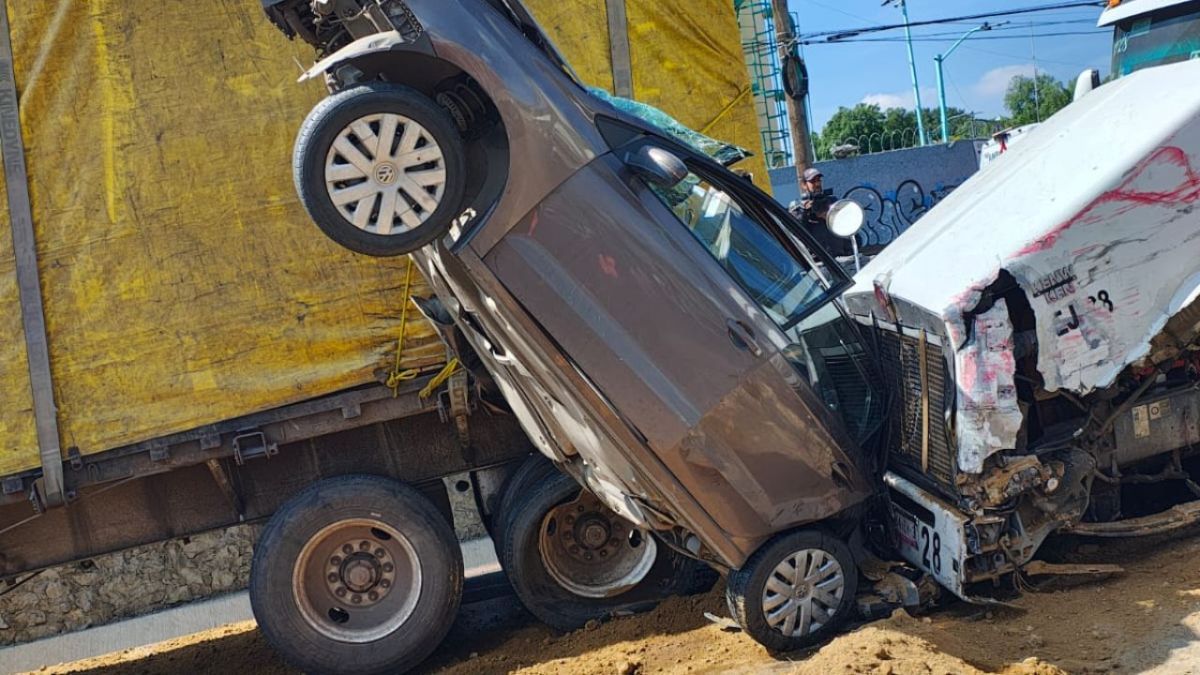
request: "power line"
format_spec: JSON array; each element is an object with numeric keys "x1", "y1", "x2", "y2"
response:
[
  {"x1": 960, "y1": 43, "x2": 1098, "y2": 69},
  {"x1": 803, "y1": 30, "x2": 1103, "y2": 44},
  {"x1": 741, "y1": 19, "x2": 1099, "y2": 51},
  {"x1": 797, "y1": 1, "x2": 1105, "y2": 43},
  {"x1": 801, "y1": 0, "x2": 877, "y2": 25}
]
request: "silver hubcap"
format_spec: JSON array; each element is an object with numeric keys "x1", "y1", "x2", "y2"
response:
[
  {"x1": 538, "y1": 491, "x2": 658, "y2": 599},
  {"x1": 762, "y1": 549, "x2": 845, "y2": 637},
  {"x1": 324, "y1": 113, "x2": 447, "y2": 235},
  {"x1": 292, "y1": 519, "x2": 422, "y2": 643}
]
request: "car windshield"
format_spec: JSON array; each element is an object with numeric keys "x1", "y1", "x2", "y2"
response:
[
  {"x1": 1112, "y1": 2, "x2": 1200, "y2": 76},
  {"x1": 656, "y1": 175, "x2": 831, "y2": 329}
]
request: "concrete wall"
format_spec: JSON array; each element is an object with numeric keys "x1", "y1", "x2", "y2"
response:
[{"x1": 770, "y1": 141, "x2": 986, "y2": 248}]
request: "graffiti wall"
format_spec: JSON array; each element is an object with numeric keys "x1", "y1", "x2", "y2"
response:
[{"x1": 769, "y1": 141, "x2": 985, "y2": 248}]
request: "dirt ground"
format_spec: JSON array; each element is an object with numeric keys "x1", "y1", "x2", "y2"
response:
[{"x1": 25, "y1": 532, "x2": 1200, "y2": 675}]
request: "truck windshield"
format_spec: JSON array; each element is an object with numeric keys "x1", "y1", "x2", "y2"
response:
[{"x1": 1112, "y1": 2, "x2": 1200, "y2": 76}]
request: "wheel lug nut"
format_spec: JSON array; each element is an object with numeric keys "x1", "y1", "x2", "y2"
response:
[
  {"x1": 330, "y1": 556, "x2": 342, "y2": 566},
  {"x1": 577, "y1": 506, "x2": 585, "y2": 513},
  {"x1": 352, "y1": 594, "x2": 363, "y2": 604},
  {"x1": 565, "y1": 516, "x2": 575, "y2": 524},
  {"x1": 584, "y1": 553, "x2": 593, "y2": 561},
  {"x1": 368, "y1": 591, "x2": 379, "y2": 601},
  {"x1": 600, "y1": 550, "x2": 608, "y2": 558},
  {"x1": 342, "y1": 544, "x2": 353, "y2": 555},
  {"x1": 564, "y1": 532, "x2": 573, "y2": 540},
  {"x1": 359, "y1": 542, "x2": 370, "y2": 551},
  {"x1": 375, "y1": 548, "x2": 386, "y2": 559},
  {"x1": 381, "y1": 579, "x2": 392, "y2": 589},
  {"x1": 336, "y1": 587, "x2": 347, "y2": 598},
  {"x1": 327, "y1": 573, "x2": 338, "y2": 583},
  {"x1": 383, "y1": 563, "x2": 394, "y2": 573}
]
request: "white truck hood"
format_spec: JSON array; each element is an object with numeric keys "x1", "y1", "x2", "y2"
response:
[{"x1": 844, "y1": 59, "x2": 1200, "y2": 472}]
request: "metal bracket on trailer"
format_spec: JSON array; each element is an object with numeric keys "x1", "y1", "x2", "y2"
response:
[
  {"x1": 436, "y1": 359, "x2": 473, "y2": 450},
  {"x1": 441, "y1": 471, "x2": 488, "y2": 542},
  {"x1": 0, "y1": 0, "x2": 65, "y2": 509}
]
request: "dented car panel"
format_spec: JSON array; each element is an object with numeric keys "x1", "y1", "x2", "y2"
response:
[
  {"x1": 484, "y1": 154, "x2": 876, "y2": 553},
  {"x1": 844, "y1": 60, "x2": 1200, "y2": 597}
]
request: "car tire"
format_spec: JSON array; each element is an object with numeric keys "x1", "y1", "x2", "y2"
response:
[
  {"x1": 499, "y1": 469, "x2": 714, "y2": 631},
  {"x1": 726, "y1": 529, "x2": 858, "y2": 652},
  {"x1": 294, "y1": 83, "x2": 467, "y2": 256},
  {"x1": 249, "y1": 475, "x2": 462, "y2": 675}
]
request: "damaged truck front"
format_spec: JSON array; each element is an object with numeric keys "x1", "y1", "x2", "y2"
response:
[{"x1": 843, "y1": 58, "x2": 1200, "y2": 600}]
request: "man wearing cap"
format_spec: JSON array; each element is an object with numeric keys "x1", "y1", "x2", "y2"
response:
[{"x1": 788, "y1": 167, "x2": 853, "y2": 257}]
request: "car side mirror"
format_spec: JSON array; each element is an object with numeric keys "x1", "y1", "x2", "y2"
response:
[
  {"x1": 827, "y1": 199, "x2": 866, "y2": 273},
  {"x1": 827, "y1": 200, "x2": 865, "y2": 238},
  {"x1": 625, "y1": 146, "x2": 687, "y2": 188},
  {"x1": 1073, "y1": 68, "x2": 1100, "y2": 102}
]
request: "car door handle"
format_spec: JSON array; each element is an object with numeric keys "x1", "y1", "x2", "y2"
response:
[{"x1": 726, "y1": 319, "x2": 763, "y2": 357}]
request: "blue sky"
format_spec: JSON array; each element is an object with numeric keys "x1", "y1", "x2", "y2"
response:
[{"x1": 789, "y1": 0, "x2": 1115, "y2": 131}]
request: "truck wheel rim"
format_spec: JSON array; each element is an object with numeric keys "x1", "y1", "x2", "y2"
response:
[
  {"x1": 761, "y1": 548, "x2": 844, "y2": 637},
  {"x1": 537, "y1": 491, "x2": 657, "y2": 599},
  {"x1": 324, "y1": 113, "x2": 447, "y2": 235},
  {"x1": 292, "y1": 518, "x2": 422, "y2": 643}
]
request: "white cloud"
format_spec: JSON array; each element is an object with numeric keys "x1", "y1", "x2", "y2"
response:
[
  {"x1": 974, "y1": 64, "x2": 1037, "y2": 97},
  {"x1": 859, "y1": 87, "x2": 937, "y2": 111},
  {"x1": 861, "y1": 92, "x2": 912, "y2": 109}
]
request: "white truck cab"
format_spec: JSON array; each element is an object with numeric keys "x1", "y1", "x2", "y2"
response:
[{"x1": 851, "y1": 1, "x2": 1200, "y2": 603}]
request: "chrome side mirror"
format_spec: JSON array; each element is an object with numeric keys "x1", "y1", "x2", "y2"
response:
[
  {"x1": 625, "y1": 146, "x2": 687, "y2": 188},
  {"x1": 827, "y1": 199, "x2": 865, "y2": 238},
  {"x1": 827, "y1": 199, "x2": 866, "y2": 273}
]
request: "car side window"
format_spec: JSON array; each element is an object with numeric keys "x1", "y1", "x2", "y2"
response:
[
  {"x1": 646, "y1": 164, "x2": 881, "y2": 443},
  {"x1": 647, "y1": 170, "x2": 832, "y2": 330}
]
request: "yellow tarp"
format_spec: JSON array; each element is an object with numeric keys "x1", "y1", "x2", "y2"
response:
[
  {"x1": 0, "y1": 0, "x2": 766, "y2": 476},
  {"x1": 528, "y1": 0, "x2": 770, "y2": 187}
]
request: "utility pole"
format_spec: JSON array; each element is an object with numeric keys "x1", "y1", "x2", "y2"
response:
[
  {"x1": 1029, "y1": 21, "x2": 1042, "y2": 122},
  {"x1": 935, "y1": 23, "x2": 990, "y2": 143},
  {"x1": 770, "y1": 0, "x2": 812, "y2": 180},
  {"x1": 890, "y1": 0, "x2": 928, "y2": 146}
]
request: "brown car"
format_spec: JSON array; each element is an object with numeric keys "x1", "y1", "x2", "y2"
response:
[{"x1": 266, "y1": 0, "x2": 883, "y2": 662}]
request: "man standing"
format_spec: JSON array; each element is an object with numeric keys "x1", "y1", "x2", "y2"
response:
[{"x1": 788, "y1": 167, "x2": 852, "y2": 257}]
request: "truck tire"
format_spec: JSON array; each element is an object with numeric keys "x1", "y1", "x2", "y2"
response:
[
  {"x1": 492, "y1": 454, "x2": 558, "y2": 538},
  {"x1": 499, "y1": 469, "x2": 714, "y2": 631},
  {"x1": 725, "y1": 529, "x2": 857, "y2": 652},
  {"x1": 294, "y1": 83, "x2": 467, "y2": 256},
  {"x1": 250, "y1": 475, "x2": 462, "y2": 675}
]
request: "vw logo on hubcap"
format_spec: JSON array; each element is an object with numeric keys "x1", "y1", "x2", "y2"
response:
[{"x1": 374, "y1": 163, "x2": 397, "y2": 185}]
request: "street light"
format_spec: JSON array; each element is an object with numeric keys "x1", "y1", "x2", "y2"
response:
[
  {"x1": 885, "y1": 0, "x2": 929, "y2": 147},
  {"x1": 935, "y1": 22, "x2": 992, "y2": 144}
]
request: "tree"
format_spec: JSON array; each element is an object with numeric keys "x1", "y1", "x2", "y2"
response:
[
  {"x1": 816, "y1": 103, "x2": 885, "y2": 158},
  {"x1": 1003, "y1": 73, "x2": 1072, "y2": 126},
  {"x1": 817, "y1": 103, "x2": 975, "y2": 157}
]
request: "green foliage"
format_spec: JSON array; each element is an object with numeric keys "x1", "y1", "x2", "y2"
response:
[
  {"x1": 816, "y1": 102, "x2": 975, "y2": 157},
  {"x1": 1003, "y1": 73, "x2": 1072, "y2": 126}
]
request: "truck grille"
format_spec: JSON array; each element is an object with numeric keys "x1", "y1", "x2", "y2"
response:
[{"x1": 875, "y1": 328, "x2": 957, "y2": 494}]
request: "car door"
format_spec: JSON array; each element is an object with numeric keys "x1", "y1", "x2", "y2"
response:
[{"x1": 484, "y1": 140, "x2": 879, "y2": 544}]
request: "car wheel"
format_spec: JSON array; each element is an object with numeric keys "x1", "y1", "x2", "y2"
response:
[
  {"x1": 293, "y1": 83, "x2": 467, "y2": 256},
  {"x1": 499, "y1": 469, "x2": 714, "y2": 631},
  {"x1": 726, "y1": 529, "x2": 858, "y2": 652},
  {"x1": 249, "y1": 475, "x2": 462, "y2": 675}
]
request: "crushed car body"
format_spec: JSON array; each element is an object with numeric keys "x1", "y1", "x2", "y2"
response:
[
  {"x1": 266, "y1": 0, "x2": 1200, "y2": 656},
  {"x1": 844, "y1": 58, "x2": 1200, "y2": 598},
  {"x1": 267, "y1": 0, "x2": 885, "y2": 653}
]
